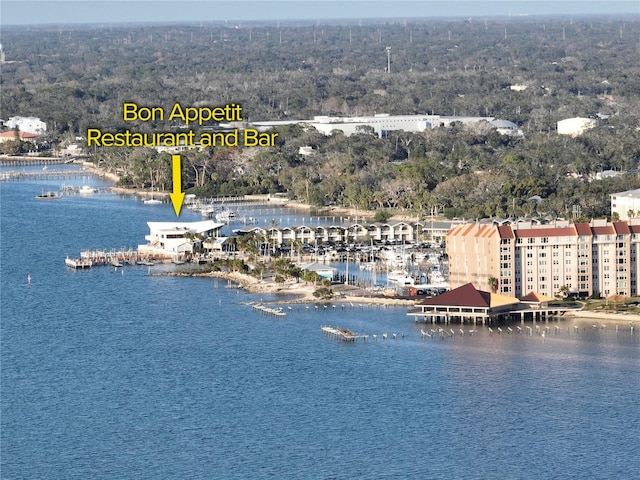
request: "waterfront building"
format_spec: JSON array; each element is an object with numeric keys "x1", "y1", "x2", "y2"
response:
[
  {"x1": 446, "y1": 219, "x2": 640, "y2": 298},
  {"x1": 138, "y1": 220, "x2": 224, "y2": 258},
  {"x1": 234, "y1": 220, "x2": 458, "y2": 247},
  {"x1": 407, "y1": 282, "x2": 570, "y2": 324}
]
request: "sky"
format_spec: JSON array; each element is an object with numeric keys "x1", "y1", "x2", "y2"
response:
[{"x1": 1, "y1": 0, "x2": 638, "y2": 26}]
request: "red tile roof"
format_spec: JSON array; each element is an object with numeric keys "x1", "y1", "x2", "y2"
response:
[
  {"x1": 416, "y1": 283, "x2": 490, "y2": 308},
  {"x1": 513, "y1": 227, "x2": 576, "y2": 238},
  {"x1": 0, "y1": 130, "x2": 38, "y2": 140},
  {"x1": 497, "y1": 225, "x2": 514, "y2": 239},
  {"x1": 574, "y1": 223, "x2": 593, "y2": 235},
  {"x1": 592, "y1": 226, "x2": 615, "y2": 235},
  {"x1": 613, "y1": 222, "x2": 631, "y2": 235}
]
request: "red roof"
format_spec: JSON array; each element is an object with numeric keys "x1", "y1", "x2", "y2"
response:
[
  {"x1": 592, "y1": 226, "x2": 615, "y2": 235},
  {"x1": 514, "y1": 227, "x2": 576, "y2": 238},
  {"x1": 574, "y1": 223, "x2": 593, "y2": 236},
  {"x1": 613, "y1": 222, "x2": 631, "y2": 235},
  {"x1": 497, "y1": 225, "x2": 514, "y2": 239},
  {"x1": 416, "y1": 283, "x2": 490, "y2": 308},
  {"x1": 0, "y1": 130, "x2": 38, "y2": 140}
]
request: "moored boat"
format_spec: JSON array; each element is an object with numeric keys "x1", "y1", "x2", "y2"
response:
[{"x1": 36, "y1": 191, "x2": 61, "y2": 200}]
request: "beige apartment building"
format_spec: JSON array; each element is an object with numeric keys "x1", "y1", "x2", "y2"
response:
[{"x1": 447, "y1": 219, "x2": 640, "y2": 298}]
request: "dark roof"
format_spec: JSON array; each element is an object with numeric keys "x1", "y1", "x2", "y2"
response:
[
  {"x1": 497, "y1": 225, "x2": 514, "y2": 239},
  {"x1": 514, "y1": 227, "x2": 576, "y2": 238},
  {"x1": 416, "y1": 283, "x2": 490, "y2": 308},
  {"x1": 613, "y1": 222, "x2": 631, "y2": 235},
  {"x1": 574, "y1": 223, "x2": 593, "y2": 236}
]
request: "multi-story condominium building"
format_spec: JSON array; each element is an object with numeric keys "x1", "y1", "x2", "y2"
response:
[{"x1": 446, "y1": 219, "x2": 640, "y2": 299}]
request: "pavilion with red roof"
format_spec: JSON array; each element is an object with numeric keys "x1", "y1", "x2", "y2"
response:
[{"x1": 407, "y1": 283, "x2": 575, "y2": 325}]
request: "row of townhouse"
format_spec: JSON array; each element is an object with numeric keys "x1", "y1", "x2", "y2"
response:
[
  {"x1": 446, "y1": 219, "x2": 640, "y2": 299},
  {"x1": 237, "y1": 220, "x2": 457, "y2": 246}
]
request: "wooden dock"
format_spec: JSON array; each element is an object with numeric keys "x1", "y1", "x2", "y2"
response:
[
  {"x1": 321, "y1": 325, "x2": 368, "y2": 342},
  {"x1": 252, "y1": 303, "x2": 287, "y2": 317},
  {"x1": 64, "y1": 248, "x2": 164, "y2": 268}
]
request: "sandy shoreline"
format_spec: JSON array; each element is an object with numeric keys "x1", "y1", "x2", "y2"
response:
[
  {"x1": 163, "y1": 269, "x2": 415, "y2": 306},
  {"x1": 565, "y1": 310, "x2": 640, "y2": 323}
]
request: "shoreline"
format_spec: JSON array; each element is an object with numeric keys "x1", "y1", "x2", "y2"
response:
[
  {"x1": 160, "y1": 269, "x2": 415, "y2": 306},
  {"x1": 565, "y1": 310, "x2": 640, "y2": 323},
  {"x1": 77, "y1": 160, "x2": 640, "y2": 317},
  {"x1": 79, "y1": 160, "x2": 394, "y2": 220}
]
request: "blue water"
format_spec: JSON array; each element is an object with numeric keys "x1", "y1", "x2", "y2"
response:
[{"x1": 2, "y1": 172, "x2": 639, "y2": 479}]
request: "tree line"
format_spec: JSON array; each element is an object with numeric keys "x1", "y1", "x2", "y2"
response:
[{"x1": 1, "y1": 15, "x2": 639, "y2": 220}]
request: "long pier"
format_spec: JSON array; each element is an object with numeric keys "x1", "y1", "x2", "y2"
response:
[
  {"x1": 65, "y1": 249, "x2": 161, "y2": 269},
  {"x1": 0, "y1": 156, "x2": 71, "y2": 166},
  {"x1": 1, "y1": 169, "x2": 106, "y2": 181},
  {"x1": 185, "y1": 194, "x2": 288, "y2": 209}
]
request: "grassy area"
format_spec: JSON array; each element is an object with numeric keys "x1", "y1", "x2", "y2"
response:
[{"x1": 579, "y1": 297, "x2": 640, "y2": 314}]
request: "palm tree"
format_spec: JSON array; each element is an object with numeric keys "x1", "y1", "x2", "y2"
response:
[{"x1": 488, "y1": 276, "x2": 499, "y2": 293}]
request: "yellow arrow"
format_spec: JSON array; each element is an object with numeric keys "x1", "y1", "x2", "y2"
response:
[{"x1": 169, "y1": 154, "x2": 185, "y2": 216}]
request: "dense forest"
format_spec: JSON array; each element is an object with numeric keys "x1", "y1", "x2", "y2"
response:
[{"x1": 2, "y1": 14, "x2": 640, "y2": 220}]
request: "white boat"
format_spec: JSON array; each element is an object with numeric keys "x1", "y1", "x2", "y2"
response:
[
  {"x1": 143, "y1": 198, "x2": 163, "y2": 205},
  {"x1": 78, "y1": 185, "x2": 97, "y2": 194},
  {"x1": 387, "y1": 270, "x2": 413, "y2": 284},
  {"x1": 200, "y1": 206, "x2": 217, "y2": 218},
  {"x1": 215, "y1": 210, "x2": 236, "y2": 222}
]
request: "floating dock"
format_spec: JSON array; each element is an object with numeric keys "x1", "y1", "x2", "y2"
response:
[{"x1": 65, "y1": 257, "x2": 92, "y2": 269}]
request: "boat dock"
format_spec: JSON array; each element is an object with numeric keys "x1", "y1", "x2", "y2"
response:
[
  {"x1": 64, "y1": 249, "x2": 162, "y2": 268},
  {"x1": 1, "y1": 169, "x2": 109, "y2": 181},
  {"x1": 65, "y1": 257, "x2": 93, "y2": 269},
  {"x1": 185, "y1": 194, "x2": 288, "y2": 210},
  {"x1": 321, "y1": 325, "x2": 369, "y2": 342},
  {"x1": 252, "y1": 303, "x2": 287, "y2": 317}
]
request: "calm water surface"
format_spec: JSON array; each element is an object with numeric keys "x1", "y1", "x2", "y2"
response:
[{"x1": 1, "y1": 172, "x2": 639, "y2": 479}]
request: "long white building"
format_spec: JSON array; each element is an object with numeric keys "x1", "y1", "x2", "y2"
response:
[{"x1": 252, "y1": 113, "x2": 520, "y2": 137}]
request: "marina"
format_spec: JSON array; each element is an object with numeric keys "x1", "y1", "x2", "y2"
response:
[{"x1": 3, "y1": 162, "x2": 640, "y2": 480}]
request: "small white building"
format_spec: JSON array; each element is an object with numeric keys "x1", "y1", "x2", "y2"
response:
[
  {"x1": 490, "y1": 119, "x2": 523, "y2": 136},
  {"x1": 300, "y1": 262, "x2": 337, "y2": 280},
  {"x1": 611, "y1": 188, "x2": 640, "y2": 220},
  {"x1": 557, "y1": 117, "x2": 596, "y2": 136},
  {"x1": 138, "y1": 220, "x2": 224, "y2": 257},
  {"x1": 4, "y1": 116, "x2": 47, "y2": 134}
]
